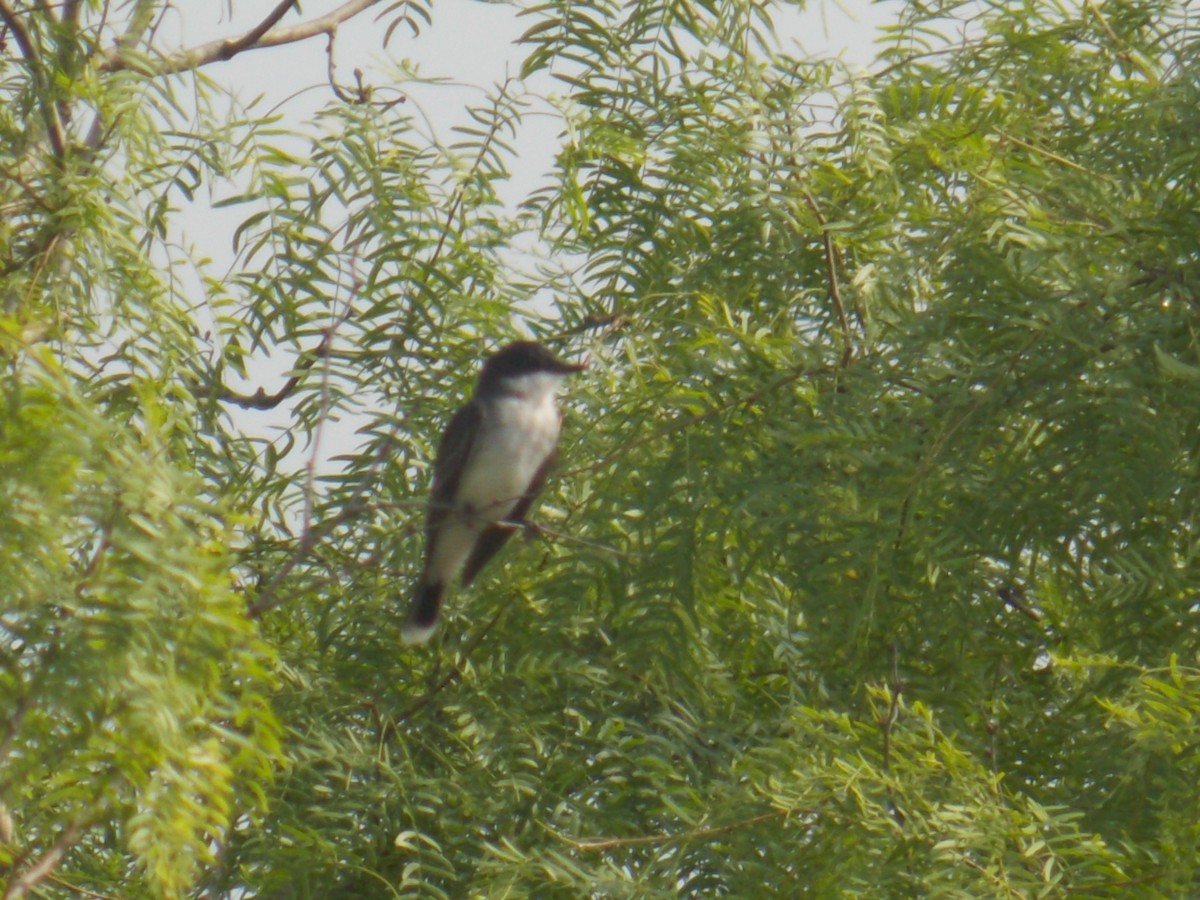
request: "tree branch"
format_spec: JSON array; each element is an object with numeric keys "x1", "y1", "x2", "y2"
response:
[
  {"x1": 0, "y1": 0, "x2": 68, "y2": 158},
  {"x1": 219, "y1": 0, "x2": 301, "y2": 60},
  {"x1": 244, "y1": 495, "x2": 372, "y2": 618},
  {"x1": 998, "y1": 586, "x2": 1043, "y2": 623},
  {"x1": 544, "y1": 808, "x2": 815, "y2": 852},
  {"x1": 3, "y1": 818, "x2": 85, "y2": 900},
  {"x1": 894, "y1": 335, "x2": 1040, "y2": 549},
  {"x1": 880, "y1": 642, "x2": 902, "y2": 776},
  {"x1": 62, "y1": 0, "x2": 81, "y2": 27},
  {"x1": 388, "y1": 602, "x2": 510, "y2": 729},
  {"x1": 99, "y1": 0, "x2": 384, "y2": 75},
  {"x1": 215, "y1": 327, "x2": 335, "y2": 410}
]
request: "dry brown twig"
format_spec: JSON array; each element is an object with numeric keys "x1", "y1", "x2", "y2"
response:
[{"x1": 99, "y1": 0, "x2": 385, "y2": 75}]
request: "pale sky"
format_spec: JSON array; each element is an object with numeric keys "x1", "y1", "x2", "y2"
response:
[
  {"x1": 170, "y1": 0, "x2": 897, "y2": 323},
  {"x1": 170, "y1": 0, "x2": 895, "y2": 254},
  {"x1": 164, "y1": 0, "x2": 897, "y2": 475}
]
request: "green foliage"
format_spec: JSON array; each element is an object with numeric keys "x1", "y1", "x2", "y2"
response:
[
  {"x1": 2, "y1": 0, "x2": 1199, "y2": 897},
  {"x1": 0, "y1": 348, "x2": 278, "y2": 895}
]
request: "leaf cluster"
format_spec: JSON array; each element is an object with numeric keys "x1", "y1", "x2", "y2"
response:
[{"x1": 2, "y1": 0, "x2": 1199, "y2": 897}]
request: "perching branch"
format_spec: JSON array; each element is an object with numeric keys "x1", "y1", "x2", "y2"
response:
[
  {"x1": 99, "y1": 0, "x2": 385, "y2": 75},
  {"x1": 216, "y1": 0, "x2": 301, "y2": 61}
]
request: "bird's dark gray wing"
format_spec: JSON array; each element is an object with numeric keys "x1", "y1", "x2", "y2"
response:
[
  {"x1": 461, "y1": 449, "x2": 556, "y2": 586},
  {"x1": 423, "y1": 399, "x2": 482, "y2": 561}
]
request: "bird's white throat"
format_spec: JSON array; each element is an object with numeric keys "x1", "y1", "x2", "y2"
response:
[{"x1": 457, "y1": 372, "x2": 565, "y2": 518}]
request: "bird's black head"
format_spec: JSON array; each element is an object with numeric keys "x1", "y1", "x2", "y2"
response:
[{"x1": 476, "y1": 341, "x2": 586, "y2": 391}]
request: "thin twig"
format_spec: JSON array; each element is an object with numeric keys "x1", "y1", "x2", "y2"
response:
[
  {"x1": 881, "y1": 642, "x2": 906, "y2": 827},
  {"x1": 299, "y1": 274, "x2": 358, "y2": 563},
  {"x1": 1063, "y1": 869, "x2": 1164, "y2": 894},
  {"x1": 216, "y1": 329, "x2": 335, "y2": 410},
  {"x1": 895, "y1": 335, "x2": 1039, "y2": 549},
  {"x1": 99, "y1": 0, "x2": 384, "y2": 74},
  {"x1": 389, "y1": 603, "x2": 510, "y2": 727},
  {"x1": 74, "y1": 520, "x2": 113, "y2": 596},
  {"x1": 44, "y1": 875, "x2": 118, "y2": 900},
  {"x1": 543, "y1": 808, "x2": 810, "y2": 852},
  {"x1": 326, "y1": 30, "x2": 350, "y2": 102},
  {"x1": 243, "y1": 418, "x2": 402, "y2": 620},
  {"x1": 997, "y1": 586, "x2": 1042, "y2": 623},
  {"x1": 997, "y1": 132, "x2": 1111, "y2": 180},
  {"x1": 424, "y1": 77, "x2": 515, "y2": 280},
  {"x1": 216, "y1": 0, "x2": 300, "y2": 60},
  {"x1": 880, "y1": 642, "x2": 902, "y2": 774},
  {"x1": 520, "y1": 521, "x2": 631, "y2": 558},
  {"x1": 245, "y1": 493, "x2": 373, "y2": 618},
  {"x1": 559, "y1": 312, "x2": 628, "y2": 339},
  {"x1": 800, "y1": 188, "x2": 854, "y2": 367},
  {"x1": 0, "y1": 164, "x2": 52, "y2": 211}
]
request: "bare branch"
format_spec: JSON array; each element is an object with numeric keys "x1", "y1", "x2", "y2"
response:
[
  {"x1": 99, "y1": 0, "x2": 384, "y2": 75},
  {"x1": 388, "y1": 602, "x2": 510, "y2": 728},
  {"x1": 215, "y1": 327, "x2": 336, "y2": 409},
  {"x1": 219, "y1": 0, "x2": 301, "y2": 60}
]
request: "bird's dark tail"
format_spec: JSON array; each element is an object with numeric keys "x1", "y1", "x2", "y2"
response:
[{"x1": 401, "y1": 580, "x2": 444, "y2": 645}]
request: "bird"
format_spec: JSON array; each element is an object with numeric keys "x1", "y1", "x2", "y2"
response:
[{"x1": 401, "y1": 340, "x2": 587, "y2": 644}]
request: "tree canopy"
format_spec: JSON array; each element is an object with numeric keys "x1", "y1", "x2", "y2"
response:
[{"x1": 2, "y1": 0, "x2": 1199, "y2": 896}]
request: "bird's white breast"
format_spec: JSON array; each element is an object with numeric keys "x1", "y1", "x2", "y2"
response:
[{"x1": 456, "y1": 372, "x2": 564, "y2": 520}]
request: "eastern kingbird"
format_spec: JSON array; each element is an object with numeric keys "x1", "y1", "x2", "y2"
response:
[{"x1": 401, "y1": 341, "x2": 586, "y2": 644}]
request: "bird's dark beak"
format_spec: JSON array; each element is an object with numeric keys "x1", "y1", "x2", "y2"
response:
[{"x1": 556, "y1": 357, "x2": 588, "y2": 374}]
